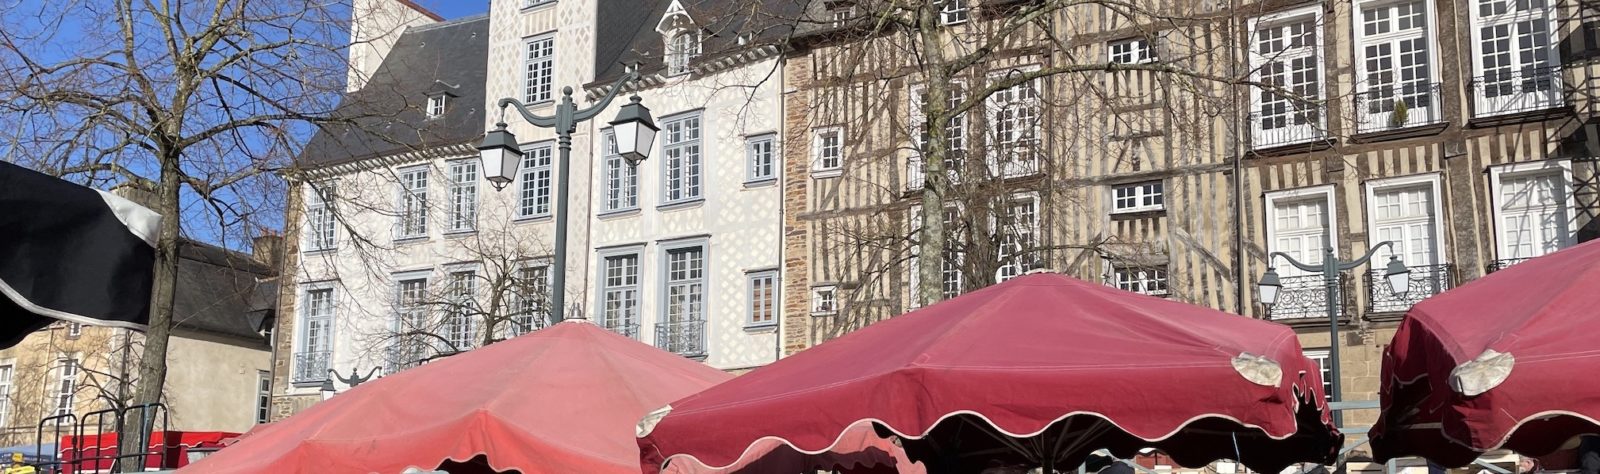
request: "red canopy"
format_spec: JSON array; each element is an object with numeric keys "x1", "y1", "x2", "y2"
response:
[
  {"x1": 59, "y1": 431, "x2": 235, "y2": 472},
  {"x1": 180, "y1": 321, "x2": 732, "y2": 473},
  {"x1": 1371, "y1": 239, "x2": 1600, "y2": 466},
  {"x1": 638, "y1": 273, "x2": 1340, "y2": 473}
]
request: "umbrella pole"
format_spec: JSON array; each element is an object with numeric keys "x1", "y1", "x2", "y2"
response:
[{"x1": 1044, "y1": 456, "x2": 1056, "y2": 474}]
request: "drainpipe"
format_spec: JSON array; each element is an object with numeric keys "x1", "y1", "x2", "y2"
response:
[{"x1": 774, "y1": 53, "x2": 788, "y2": 365}]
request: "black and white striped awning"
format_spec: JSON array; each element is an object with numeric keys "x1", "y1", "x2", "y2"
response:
[{"x1": 0, "y1": 161, "x2": 159, "y2": 346}]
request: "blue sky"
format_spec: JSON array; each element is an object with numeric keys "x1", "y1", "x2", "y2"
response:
[{"x1": 414, "y1": 1, "x2": 490, "y2": 19}]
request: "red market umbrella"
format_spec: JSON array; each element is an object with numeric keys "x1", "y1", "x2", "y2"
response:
[
  {"x1": 180, "y1": 321, "x2": 732, "y2": 474},
  {"x1": 1371, "y1": 239, "x2": 1600, "y2": 467},
  {"x1": 637, "y1": 273, "x2": 1340, "y2": 474}
]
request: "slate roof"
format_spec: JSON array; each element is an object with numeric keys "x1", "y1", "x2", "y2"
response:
[
  {"x1": 298, "y1": 14, "x2": 490, "y2": 168},
  {"x1": 171, "y1": 240, "x2": 276, "y2": 347},
  {"x1": 592, "y1": 0, "x2": 812, "y2": 85}
]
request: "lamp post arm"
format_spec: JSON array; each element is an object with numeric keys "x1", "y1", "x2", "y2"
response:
[
  {"x1": 1268, "y1": 251, "x2": 1323, "y2": 273},
  {"x1": 1338, "y1": 241, "x2": 1396, "y2": 271},
  {"x1": 572, "y1": 70, "x2": 641, "y2": 123},
  {"x1": 496, "y1": 98, "x2": 558, "y2": 128}
]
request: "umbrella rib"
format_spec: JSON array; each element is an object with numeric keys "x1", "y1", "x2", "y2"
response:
[{"x1": 964, "y1": 415, "x2": 1037, "y2": 463}]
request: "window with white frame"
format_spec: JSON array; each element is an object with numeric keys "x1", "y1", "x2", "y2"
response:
[
  {"x1": 520, "y1": 0, "x2": 553, "y2": 9},
  {"x1": 0, "y1": 362, "x2": 13, "y2": 426},
  {"x1": 524, "y1": 34, "x2": 555, "y2": 104},
  {"x1": 814, "y1": 127, "x2": 843, "y2": 174},
  {"x1": 304, "y1": 182, "x2": 337, "y2": 251},
  {"x1": 1249, "y1": 7, "x2": 1325, "y2": 147},
  {"x1": 1112, "y1": 265, "x2": 1169, "y2": 296},
  {"x1": 296, "y1": 287, "x2": 334, "y2": 383},
  {"x1": 746, "y1": 134, "x2": 776, "y2": 182},
  {"x1": 940, "y1": 0, "x2": 969, "y2": 25},
  {"x1": 660, "y1": 243, "x2": 707, "y2": 355},
  {"x1": 510, "y1": 263, "x2": 549, "y2": 336},
  {"x1": 1304, "y1": 349, "x2": 1333, "y2": 401},
  {"x1": 390, "y1": 276, "x2": 429, "y2": 372},
  {"x1": 667, "y1": 30, "x2": 700, "y2": 76},
  {"x1": 1264, "y1": 187, "x2": 1335, "y2": 319},
  {"x1": 828, "y1": 2, "x2": 854, "y2": 28},
  {"x1": 601, "y1": 131, "x2": 638, "y2": 212},
  {"x1": 912, "y1": 204, "x2": 966, "y2": 300},
  {"x1": 1354, "y1": 0, "x2": 1435, "y2": 132},
  {"x1": 426, "y1": 94, "x2": 446, "y2": 118},
  {"x1": 811, "y1": 285, "x2": 837, "y2": 314},
  {"x1": 519, "y1": 143, "x2": 554, "y2": 219},
  {"x1": 51, "y1": 354, "x2": 79, "y2": 417},
  {"x1": 443, "y1": 270, "x2": 477, "y2": 352},
  {"x1": 1112, "y1": 181, "x2": 1165, "y2": 213},
  {"x1": 747, "y1": 270, "x2": 778, "y2": 327},
  {"x1": 986, "y1": 70, "x2": 1041, "y2": 176},
  {"x1": 1491, "y1": 162, "x2": 1575, "y2": 261},
  {"x1": 910, "y1": 83, "x2": 966, "y2": 189},
  {"x1": 66, "y1": 322, "x2": 82, "y2": 338},
  {"x1": 255, "y1": 370, "x2": 271, "y2": 424},
  {"x1": 396, "y1": 167, "x2": 428, "y2": 240},
  {"x1": 662, "y1": 113, "x2": 703, "y2": 204},
  {"x1": 1470, "y1": 0, "x2": 1560, "y2": 115},
  {"x1": 1367, "y1": 178, "x2": 1442, "y2": 267},
  {"x1": 447, "y1": 160, "x2": 478, "y2": 233},
  {"x1": 600, "y1": 252, "x2": 641, "y2": 337},
  {"x1": 995, "y1": 195, "x2": 1040, "y2": 282},
  {"x1": 1109, "y1": 37, "x2": 1156, "y2": 64}
]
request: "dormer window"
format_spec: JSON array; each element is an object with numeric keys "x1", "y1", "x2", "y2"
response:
[
  {"x1": 828, "y1": 2, "x2": 855, "y2": 28},
  {"x1": 667, "y1": 30, "x2": 700, "y2": 76},
  {"x1": 426, "y1": 94, "x2": 446, "y2": 118},
  {"x1": 940, "y1": 0, "x2": 969, "y2": 25}
]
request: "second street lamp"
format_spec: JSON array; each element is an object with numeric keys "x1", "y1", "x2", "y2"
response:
[{"x1": 478, "y1": 70, "x2": 654, "y2": 327}]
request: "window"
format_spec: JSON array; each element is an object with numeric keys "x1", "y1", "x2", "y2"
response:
[
  {"x1": 1366, "y1": 175, "x2": 1448, "y2": 311},
  {"x1": 667, "y1": 31, "x2": 700, "y2": 76},
  {"x1": 601, "y1": 131, "x2": 638, "y2": 212},
  {"x1": 443, "y1": 270, "x2": 477, "y2": 352},
  {"x1": 0, "y1": 362, "x2": 12, "y2": 426},
  {"x1": 390, "y1": 276, "x2": 429, "y2": 373},
  {"x1": 661, "y1": 113, "x2": 703, "y2": 204},
  {"x1": 295, "y1": 287, "x2": 334, "y2": 383},
  {"x1": 995, "y1": 195, "x2": 1040, "y2": 282},
  {"x1": 912, "y1": 204, "x2": 966, "y2": 300},
  {"x1": 426, "y1": 94, "x2": 446, "y2": 118},
  {"x1": 827, "y1": 2, "x2": 854, "y2": 28},
  {"x1": 909, "y1": 83, "x2": 966, "y2": 190},
  {"x1": 1113, "y1": 266, "x2": 1169, "y2": 296},
  {"x1": 746, "y1": 134, "x2": 777, "y2": 183},
  {"x1": 510, "y1": 264, "x2": 550, "y2": 336},
  {"x1": 255, "y1": 371, "x2": 271, "y2": 424},
  {"x1": 520, "y1": 0, "x2": 553, "y2": 9},
  {"x1": 396, "y1": 167, "x2": 428, "y2": 240},
  {"x1": 1491, "y1": 161, "x2": 1575, "y2": 262},
  {"x1": 813, "y1": 127, "x2": 843, "y2": 175},
  {"x1": 1354, "y1": 0, "x2": 1436, "y2": 133},
  {"x1": 600, "y1": 252, "x2": 641, "y2": 338},
  {"x1": 747, "y1": 270, "x2": 778, "y2": 327},
  {"x1": 811, "y1": 285, "x2": 837, "y2": 315},
  {"x1": 1109, "y1": 37, "x2": 1155, "y2": 64},
  {"x1": 659, "y1": 242, "x2": 707, "y2": 356},
  {"x1": 940, "y1": 0, "x2": 969, "y2": 25},
  {"x1": 51, "y1": 355, "x2": 79, "y2": 417},
  {"x1": 519, "y1": 143, "x2": 554, "y2": 219},
  {"x1": 66, "y1": 322, "x2": 82, "y2": 338},
  {"x1": 1264, "y1": 187, "x2": 1336, "y2": 319},
  {"x1": 304, "y1": 183, "x2": 337, "y2": 251},
  {"x1": 986, "y1": 70, "x2": 1041, "y2": 176},
  {"x1": 447, "y1": 160, "x2": 478, "y2": 233},
  {"x1": 1112, "y1": 181, "x2": 1165, "y2": 213},
  {"x1": 524, "y1": 35, "x2": 555, "y2": 104},
  {"x1": 1304, "y1": 349, "x2": 1333, "y2": 401},
  {"x1": 1470, "y1": 0, "x2": 1561, "y2": 115},
  {"x1": 1249, "y1": 7, "x2": 1325, "y2": 148}
]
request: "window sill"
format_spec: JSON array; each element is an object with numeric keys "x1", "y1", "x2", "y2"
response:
[
  {"x1": 811, "y1": 169, "x2": 843, "y2": 179},
  {"x1": 1247, "y1": 138, "x2": 1334, "y2": 158},
  {"x1": 598, "y1": 208, "x2": 641, "y2": 219},
  {"x1": 393, "y1": 236, "x2": 429, "y2": 245},
  {"x1": 743, "y1": 178, "x2": 777, "y2": 188},
  {"x1": 443, "y1": 229, "x2": 478, "y2": 238},
  {"x1": 1110, "y1": 209, "x2": 1166, "y2": 220},
  {"x1": 810, "y1": 311, "x2": 837, "y2": 318},
  {"x1": 743, "y1": 323, "x2": 778, "y2": 333},
  {"x1": 657, "y1": 199, "x2": 705, "y2": 212},
  {"x1": 301, "y1": 247, "x2": 338, "y2": 257},
  {"x1": 1467, "y1": 105, "x2": 1572, "y2": 128},
  {"x1": 519, "y1": 1, "x2": 555, "y2": 13},
  {"x1": 291, "y1": 380, "x2": 327, "y2": 388},
  {"x1": 513, "y1": 215, "x2": 553, "y2": 225},
  {"x1": 1349, "y1": 122, "x2": 1449, "y2": 144}
]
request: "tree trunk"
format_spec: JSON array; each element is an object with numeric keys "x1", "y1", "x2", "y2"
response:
[
  {"x1": 119, "y1": 151, "x2": 182, "y2": 472},
  {"x1": 916, "y1": 5, "x2": 953, "y2": 307}
]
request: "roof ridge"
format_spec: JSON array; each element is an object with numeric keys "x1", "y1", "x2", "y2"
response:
[{"x1": 407, "y1": 13, "x2": 489, "y2": 33}]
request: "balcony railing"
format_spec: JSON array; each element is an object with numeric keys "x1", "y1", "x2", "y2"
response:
[
  {"x1": 1486, "y1": 257, "x2": 1535, "y2": 274},
  {"x1": 1471, "y1": 66, "x2": 1565, "y2": 118},
  {"x1": 1367, "y1": 264, "x2": 1452, "y2": 313},
  {"x1": 655, "y1": 319, "x2": 707, "y2": 358},
  {"x1": 1250, "y1": 108, "x2": 1327, "y2": 151},
  {"x1": 1266, "y1": 274, "x2": 1333, "y2": 321},
  {"x1": 1353, "y1": 82, "x2": 1444, "y2": 134},
  {"x1": 292, "y1": 351, "x2": 330, "y2": 384},
  {"x1": 602, "y1": 320, "x2": 639, "y2": 340}
]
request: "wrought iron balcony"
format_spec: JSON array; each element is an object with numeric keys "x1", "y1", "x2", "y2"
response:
[
  {"x1": 1266, "y1": 274, "x2": 1338, "y2": 321},
  {"x1": 1250, "y1": 108, "x2": 1327, "y2": 151},
  {"x1": 655, "y1": 319, "x2": 707, "y2": 358},
  {"x1": 1486, "y1": 257, "x2": 1535, "y2": 274},
  {"x1": 1353, "y1": 82, "x2": 1443, "y2": 134},
  {"x1": 1471, "y1": 66, "x2": 1565, "y2": 118},
  {"x1": 1367, "y1": 264, "x2": 1452, "y2": 314},
  {"x1": 292, "y1": 351, "x2": 330, "y2": 384},
  {"x1": 602, "y1": 320, "x2": 639, "y2": 340}
]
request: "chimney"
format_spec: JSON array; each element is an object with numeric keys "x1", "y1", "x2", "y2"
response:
[
  {"x1": 110, "y1": 183, "x2": 160, "y2": 210},
  {"x1": 252, "y1": 234, "x2": 284, "y2": 270}
]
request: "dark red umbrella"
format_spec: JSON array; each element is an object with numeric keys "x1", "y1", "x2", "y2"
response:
[
  {"x1": 1371, "y1": 239, "x2": 1600, "y2": 467},
  {"x1": 637, "y1": 273, "x2": 1340, "y2": 473}
]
